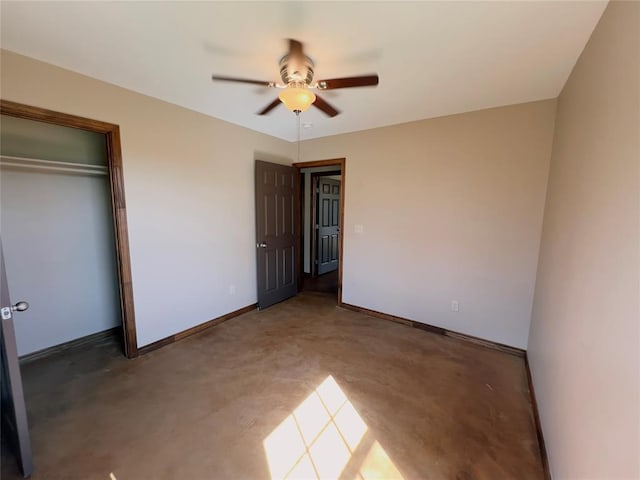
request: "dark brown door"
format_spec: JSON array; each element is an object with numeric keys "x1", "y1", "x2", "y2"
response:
[
  {"x1": 0, "y1": 240, "x2": 33, "y2": 478},
  {"x1": 255, "y1": 160, "x2": 298, "y2": 309},
  {"x1": 316, "y1": 177, "x2": 341, "y2": 275}
]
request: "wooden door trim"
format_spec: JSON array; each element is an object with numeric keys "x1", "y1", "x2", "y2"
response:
[
  {"x1": 309, "y1": 173, "x2": 320, "y2": 277},
  {"x1": 294, "y1": 169, "x2": 302, "y2": 295},
  {"x1": 296, "y1": 168, "x2": 304, "y2": 292},
  {"x1": 293, "y1": 158, "x2": 345, "y2": 305},
  {"x1": 0, "y1": 99, "x2": 139, "y2": 358},
  {"x1": 293, "y1": 159, "x2": 343, "y2": 169}
]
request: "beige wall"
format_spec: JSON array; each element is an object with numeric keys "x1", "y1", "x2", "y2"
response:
[
  {"x1": 0, "y1": 50, "x2": 294, "y2": 348},
  {"x1": 301, "y1": 99, "x2": 557, "y2": 348},
  {"x1": 528, "y1": 1, "x2": 640, "y2": 478}
]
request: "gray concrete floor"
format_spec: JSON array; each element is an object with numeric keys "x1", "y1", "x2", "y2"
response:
[{"x1": 1, "y1": 292, "x2": 544, "y2": 479}]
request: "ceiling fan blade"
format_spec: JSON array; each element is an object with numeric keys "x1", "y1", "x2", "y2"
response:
[
  {"x1": 257, "y1": 98, "x2": 282, "y2": 115},
  {"x1": 313, "y1": 95, "x2": 340, "y2": 117},
  {"x1": 211, "y1": 75, "x2": 274, "y2": 87},
  {"x1": 316, "y1": 75, "x2": 379, "y2": 90},
  {"x1": 288, "y1": 39, "x2": 304, "y2": 59}
]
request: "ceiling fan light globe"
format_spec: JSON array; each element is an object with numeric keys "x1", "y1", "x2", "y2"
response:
[{"x1": 278, "y1": 87, "x2": 316, "y2": 113}]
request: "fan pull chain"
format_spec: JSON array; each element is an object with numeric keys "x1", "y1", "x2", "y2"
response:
[{"x1": 296, "y1": 111, "x2": 301, "y2": 163}]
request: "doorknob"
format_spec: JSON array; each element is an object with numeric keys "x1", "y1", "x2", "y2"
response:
[
  {"x1": 11, "y1": 301, "x2": 29, "y2": 312},
  {"x1": 257, "y1": 242, "x2": 267, "y2": 248},
  {"x1": 0, "y1": 301, "x2": 29, "y2": 320}
]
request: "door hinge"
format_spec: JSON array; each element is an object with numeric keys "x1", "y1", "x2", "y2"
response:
[{"x1": 315, "y1": 224, "x2": 319, "y2": 230}]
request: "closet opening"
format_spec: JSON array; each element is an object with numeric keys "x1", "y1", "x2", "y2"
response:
[{"x1": 0, "y1": 100, "x2": 137, "y2": 359}]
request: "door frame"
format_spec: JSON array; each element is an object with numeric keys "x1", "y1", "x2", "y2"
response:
[
  {"x1": 293, "y1": 158, "x2": 345, "y2": 305},
  {"x1": 0, "y1": 100, "x2": 139, "y2": 358}
]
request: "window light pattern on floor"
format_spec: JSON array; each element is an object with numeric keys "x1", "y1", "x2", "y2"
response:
[{"x1": 263, "y1": 375, "x2": 404, "y2": 480}]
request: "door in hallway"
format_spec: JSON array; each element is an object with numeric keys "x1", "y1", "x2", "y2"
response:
[
  {"x1": 316, "y1": 177, "x2": 340, "y2": 275},
  {"x1": 0, "y1": 240, "x2": 33, "y2": 478},
  {"x1": 255, "y1": 160, "x2": 298, "y2": 309}
]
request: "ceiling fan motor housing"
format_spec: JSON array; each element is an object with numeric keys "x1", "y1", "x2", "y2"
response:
[{"x1": 279, "y1": 54, "x2": 315, "y2": 86}]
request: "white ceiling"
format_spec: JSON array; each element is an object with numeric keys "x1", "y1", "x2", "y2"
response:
[{"x1": 1, "y1": 1, "x2": 607, "y2": 142}]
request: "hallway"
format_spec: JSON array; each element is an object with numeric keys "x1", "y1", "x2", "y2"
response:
[{"x1": 302, "y1": 270, "x2": 339, "y2": 296}]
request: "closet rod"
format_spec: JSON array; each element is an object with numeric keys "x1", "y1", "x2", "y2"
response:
[{"x1": 0, "y1": 155, "x2": 108, "y2": 176}]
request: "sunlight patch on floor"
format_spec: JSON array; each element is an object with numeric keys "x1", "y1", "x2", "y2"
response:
[{"x1": 263, "y1": 375, "x2": 404, "y2": 480}]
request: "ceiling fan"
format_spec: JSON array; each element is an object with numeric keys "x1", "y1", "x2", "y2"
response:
[{"x1": 211, "y1": 39, "x2": 379, "y2": 117}]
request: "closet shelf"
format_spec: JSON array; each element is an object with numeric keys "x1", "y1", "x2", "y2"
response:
[{"x1": 0, "y1": 155, "x2": 108, "y2": 176}]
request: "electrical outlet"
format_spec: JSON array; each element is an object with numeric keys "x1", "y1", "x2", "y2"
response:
[
  {"x1": 451, "y1": 300, "x2": 459, "y2": 312},
  {"x1": 229, "y1": 285, "x2": 236, "y2": 295},
  {"x1": 354, "y1": 224, "x2": 364, "y2": 234}
]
